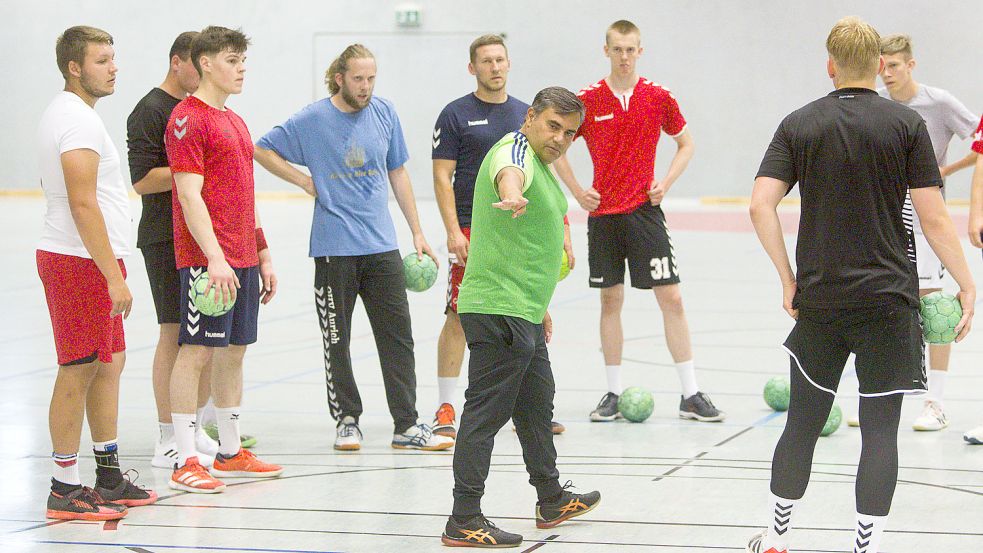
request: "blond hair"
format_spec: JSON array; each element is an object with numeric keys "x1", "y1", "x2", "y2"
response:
[
  {"x1": 325, "y1": 44, "x2": 374, "y2": 95},
  {"x1": 469, "y1": 34, "x2": 507, "y2": 64},
  {"x1": 826, "y1": 16, "x2": 881, "y2": 80},
  {"x1": 606, "y1": 19, "x2": 640, "y2": 44},
  {"x1": 55, "y1": 26, "x2": 113, "y2": 78},
  {"x1": 880, "y1": 33, "x2": 913, "y2": 60}
]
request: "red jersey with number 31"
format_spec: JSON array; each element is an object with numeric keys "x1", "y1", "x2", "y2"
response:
[
  {"x1": 575, "y1": 78, "x2": 687, "y2": 216},
  {"x1": 165, "y1": 96, "x2": 257, "y2": 269}
]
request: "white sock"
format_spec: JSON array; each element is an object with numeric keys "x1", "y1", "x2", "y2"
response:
[
  {"x1": 438, "y1": 377, "x2": 458, "y2": 406},
  {"x1": 159, "y1": 422, "x2": 174, "y2": 443},
  {"x1": 853, "y1": 513, "x2": 887, "y2": 553},
  {"x1": 199, "y1": 398, "x2": 217, "y2": 426},
  {"x1": 171, "y1": 412, "x2": 198, "y2": 466},
  {"x1": 675, "y1": 359, "x2": 699, "y2": 398},
  {"x1": 52, "y1": 452, "x2": 80, "y2": 486},
  {"x1": 215, "y1": 406, "x2": 241, "y2": 457},
  {"x1": 605, "y1": 365, "x2": 622, "y2": 394},
  {"x1": 764, "y1": 493, "x2": 795, "y2": 551},
  {"x1": 927, "y1": 369, "x2": 947, "y2": 405}
]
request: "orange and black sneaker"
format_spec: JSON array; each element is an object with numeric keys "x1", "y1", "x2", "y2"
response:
[
  {"x1": 95, "y1": 469, "x2": 158, "y2": 507},
  {"x1": 211, "y1": 448, "x2": 283, "y2": 478},
  {"x1": 46, "y1": 485, "x2": 127, "y2": 521},
  {"x1": 433, "y1": 403, "x2": 457, "y2": 439},
  {"x1": 441, "y1": 514, "x2": 522, "y2": 548},
  {"x1": 550, "y1": 421, "x2": 566, "y2": 434},
  {"x1": 535, "y1": 481, "x2": 601, "y2": 529},
  {"x1": 169, "y1": 456, "x2": 226, "y2": 493}
]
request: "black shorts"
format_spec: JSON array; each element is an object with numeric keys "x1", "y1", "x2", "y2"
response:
[
  {"x1": 783, "y1": 300, "x2": 927, "y2": 397},
  {"x1": 178, "y1": 265, "x2": 260, "y2": 347},
  {"x1": 141, "y1": 240, "x2": 181, "y2": 324},
  {"x1": 587, "y1": 203, "x2": 680, "y2": 289}
]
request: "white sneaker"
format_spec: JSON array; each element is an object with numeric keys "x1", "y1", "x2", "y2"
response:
[
  {"x1": 335, "y1": 416, "x2": 362, "y2": 451},
  {"x1": 153, "y1": 438, "x2": 214, "y2": 468},
  {"x1": 392, "y1": 422, "x2": 454, "y2": 451},
  {"x1": 912, "y1": 400, "x2": 949, "y2": 431},
  {"x1": 964, "y1": 424, "x2": 983, "y2": 445},
  {"x1": 196, "y1": 427, "x2": 220, "y2": 457}
]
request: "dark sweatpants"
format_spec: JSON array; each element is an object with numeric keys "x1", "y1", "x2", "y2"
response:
[
  {"x1": 314, "y1": 251, "x2": 418, "y2": 434},
  {"x1": 452, "y1": 313, "x2": 563, "y2": 517}
]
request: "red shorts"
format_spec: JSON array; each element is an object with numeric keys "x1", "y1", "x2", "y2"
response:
[
  {"x1": 445, "y1": 227, "x2": 471, "y2": 314},
  {"x1": 36, "y1": 250, "x2": 126, "y2": 366}
]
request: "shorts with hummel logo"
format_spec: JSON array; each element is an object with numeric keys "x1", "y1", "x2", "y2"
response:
[
  {"x1": 587, "y1": 202, "x2": 680, "y2": 289},
  {"x1": 178, "y1": 265, "x2": 260, "y2": 347}
]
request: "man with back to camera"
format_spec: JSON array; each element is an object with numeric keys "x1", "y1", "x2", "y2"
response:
[
  {"x1": 253, "y1": 43, "x2": 452, "y2": 452},
  {"x1": 552, "y1": 19, "x2": 725, "y2": 423},
  {"x1": 871, "y1": 33, "x2": 978, "y2": 432},
  {"x1": 746, "y1": 16, "x2": 974, "y2": 553},
  {"x1": 430, "y1": 34, "x2": 570, "y2": 438},
  {"x1": 165, "y1": 26, "x2": 283, "y2": 494},
  {"x1": 38, "y1": 25, "x2": 157, "y2": 521},
  {"x1": 441, "y1": 87, "x2": 600, "y2": 549}
]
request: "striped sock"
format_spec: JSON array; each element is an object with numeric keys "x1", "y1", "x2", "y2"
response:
[
  {"x1": 52, "y1": 452, "x2": 80, "y2": 487},
  {"x1": 853, "y1": 513, "x2": 887, "y2": 553},
  {"x1": 764, "y1": 493, "x2": 794, "y2": 552}
]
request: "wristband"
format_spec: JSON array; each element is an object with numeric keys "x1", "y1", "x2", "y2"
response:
[
  {"x1": 563, "y1": 214, "x2": 570, "y2": 225},
  {"x1": 255, "y1": 228, "x2": 269, "y2": 252}
]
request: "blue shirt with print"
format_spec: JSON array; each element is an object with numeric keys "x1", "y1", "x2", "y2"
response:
[{"x1": 257, "y1": 96, "x2": 409, "y2": 257}]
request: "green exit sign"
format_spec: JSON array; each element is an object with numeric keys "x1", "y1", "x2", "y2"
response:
[{"x1": 395, "y1": 8, "x2": 421, "y2": 27}]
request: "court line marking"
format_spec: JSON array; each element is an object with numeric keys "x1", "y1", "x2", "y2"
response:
[
  {"x1": 29, "y1": 542, "x2": 342, "y2": 553},
  {"x1": 520, "y1": 533, "x2": 559, "y2": 552}
]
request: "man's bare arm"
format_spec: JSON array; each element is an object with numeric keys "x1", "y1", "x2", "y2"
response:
[
  {"x1": 553, "y1": 154, "x2": 599, "y2": 211},
  {"x1": 132, "y1": 167, "x2": 174, "y2": 195},
  {"x1": 254, "y1": 146, "x2": 315, "y2": 196},
  {"x1": 940, "y1": 151, "x2": 978, "y2": 179},
  {"x1": 749, "y1": 176, "x2": 796, "y2": 319}
]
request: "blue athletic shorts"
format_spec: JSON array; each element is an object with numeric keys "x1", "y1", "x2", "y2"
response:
[{"x1": 178, "y1": 265, "x2": 260, "y2": 347}]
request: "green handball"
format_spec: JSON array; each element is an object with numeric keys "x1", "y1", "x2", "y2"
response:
[
  {"x1": 191, "y1": 271, "x2": 235, "y2": 317},
  {"x1": 820, "y1": 403, "x2": 842, "y2": 437},
  {"x1": 403, "y1": 253, "x2": 438, "y2": 292},
  {"x1": 919, "y1": 291, "x2": 961, "y2": 344},
  {"x1": 618, "y1": 386, "x2": 654, "y2": 422},
  {"x1": 763, "y1": 376, "x2": 791, "y2": 412},
  {"x1": 558, "y1": 250, "x2": 571, "y2": 281}
]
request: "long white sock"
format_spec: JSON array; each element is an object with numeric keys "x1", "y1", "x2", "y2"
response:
[
  {"x1": 606, "y1": 365, "x2": 622, "y2": 394},
  {"x1": 171, "y1": 412, "x2": 198, "y2": 466},
  {"x1": 675, "y1": 359, "x2": 699, "y2": 398},
  {"x1": 215, "y1": 406, "x2": 241, "y2": 457},
  {"x1": 159, "y1": 422, "x2": 174, "y2": 443},
  {"x1": 764, "y1": 493, "x2": 795, "y2": 551},
  {"x1": 438, "y1": 377, "x2": 458, "y2": 406},
  {"x1": 199, "y1": 398, "x2": 218, "y2": 426},
  {"x1": 853, "y1": 513, "x2": 887, "y2": 553},
  {"x1": 927, "y1": 369, "x2": 947, "y2": 405},
  {"x1": 52, "y1": 452, "x2": 80, "y2": 486}
]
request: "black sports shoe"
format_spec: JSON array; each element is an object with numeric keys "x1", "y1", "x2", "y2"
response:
[
  {"x1": 535, "y1": 481, "x2": 601, "y2": 529},
  {"x1": 441, "y1": 514, "x2": 523, "y2": 548},
  {"x1": 95, "y1": 470, "x2": 159, "y2": 507},
  {"x1": 679, "y1": 391, "x2": 726, "y2": 422},
  {"x1": 589, "y1": 392, "x2": 622, "y2": 422},
  {"x1": 46, "y1": 486, "x2": 127, "y2": 521}
]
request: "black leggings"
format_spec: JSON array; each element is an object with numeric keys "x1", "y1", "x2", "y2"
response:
[{"x1": 770, "y1": 360, "x2": 904, "y2": 516}]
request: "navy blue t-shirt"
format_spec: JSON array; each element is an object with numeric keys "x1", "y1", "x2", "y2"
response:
[{"x1": 432, "y1": 94, "x2": 528, "y2": 227}]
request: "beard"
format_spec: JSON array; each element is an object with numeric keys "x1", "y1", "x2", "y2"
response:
[
  {"x1": 341, "y1": 86, "x2": 370, "y2": 111},
  {"x1": 79, "y1": 70, "x2": 113, "y2": 98},
  {"x1": 477, "y1": 75, "x2": 506, "y2": 93}
]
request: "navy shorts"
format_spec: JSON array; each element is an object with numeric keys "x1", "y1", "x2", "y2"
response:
[{"x1": 178, "y1": 265, "x2": 260, "y2": 347}]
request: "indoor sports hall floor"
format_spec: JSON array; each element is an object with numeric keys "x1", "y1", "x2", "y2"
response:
[{"x1": 2, "y1": 196, "x2": 982, "y2": 553}]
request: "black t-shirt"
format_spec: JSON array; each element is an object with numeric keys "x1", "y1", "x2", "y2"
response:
[
  {"x1": 127, "y1": 87, "x2": 182, "y2": 248},
  {"x1": 757, "y1": 87, "x2": 942, "y2": 309}
]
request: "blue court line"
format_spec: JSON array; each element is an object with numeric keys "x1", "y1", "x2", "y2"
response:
[
  {"x1": 27, "y1": 541, "x2": 343, "y2": 553},
  {"x1": 750, "y1": 409, "x2": 786, "y2": 427}
]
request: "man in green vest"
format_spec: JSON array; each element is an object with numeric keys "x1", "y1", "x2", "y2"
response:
[{"x1": 441, "y1": 87, "x2": 601, "y2": 549}]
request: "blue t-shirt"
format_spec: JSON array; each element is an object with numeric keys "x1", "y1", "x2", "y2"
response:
[
  {"x1": 432, "y1": 94, "x2": 528, "y2": 227},
  {"x1": 257, "y1": 97, "x2": 409, "y2": 257}
]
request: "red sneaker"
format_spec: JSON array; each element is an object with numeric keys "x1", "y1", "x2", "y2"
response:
[
  {"x1": 211, "y1": 449, "x2": 283, "y2": 478},
  {"x1": 46, "y1": 487, "x2": 127, "y2": 521},
  {"x1": 169, "y1": 457, "x2": 226, "y2": 493},
  {"x1": 433, "y1": 403, "x2": 457, "y2": 439}
]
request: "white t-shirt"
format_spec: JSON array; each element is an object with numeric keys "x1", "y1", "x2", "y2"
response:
[{"x1": 37, "y1": 91, "x2": 132, "y2": 258}]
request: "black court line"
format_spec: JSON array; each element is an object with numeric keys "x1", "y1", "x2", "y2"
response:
[
  {"x1": 652, "y1": 451, "x2": 708, "y2": 481},
  {"x1": 126, "y1": 547, "x2": 155, "y2": 553},
  {"x1": 520, "y1": 533, "x2": 559, "y2": 552}
]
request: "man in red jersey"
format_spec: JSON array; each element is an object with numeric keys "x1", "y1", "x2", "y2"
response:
[
  {"x1": 554, "y1": 20, "x2": 725, "y2": 423},
  {"x1": 165, "y1": 26, "x2": 282, "y2": 493}
]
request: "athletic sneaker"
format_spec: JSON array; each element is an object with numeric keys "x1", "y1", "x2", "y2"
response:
[
  {"x1": 964, "y1": 424, "x2": 983, "y2": 445},
  {"x1": 745, "y1": 530, "x2": 787, "y2": 553},
  {"x1": 95, "y1": 470, "x2": 158, "y2": 507},
  {"x1": 433, "y1": 403, "x2": 457, "y2": 439},
  {"x1": 912, "y1": 400, "x2": 949, "y2": 431},
  {"x1": 535, "y1": 481, "x2": 601, "y2": 529},
  {"x1": 203, "y1": 422, "x2": 257, "y2": 449},
  {"x1": 679, "y1": 392, "x2": 726, "y2": 422},
  {"x1": 589, "y1": 392, "x2": 622, "y2": 422},
  {"x1": 441, "y1": 514, "x2": 523, "y2": 548},
  {"x1": 847, "y1": 413, "x2": 861, "y2": 427},
  {"x1": 46, "y1": 486, "x2": 127, "y2": 521},
  {"x1": 152, "y1": 439, "x2": 214, "y2": 469},
  {"x1": 392, "y1": 423, "x2": 454, "y2": 451},
  {"x1": 195, "y1": 427, "x2": 219, "y2": 457},
  {"x1": 211, "y1": 448, "x2": 283, "y2": 478},
  {"x1": 551, "y1": 421, "x2": 566, "y2": 434},
  {"x1": 169, "y1": 456, "x2": 226, "y2": 493},
  {"x1": 335, "y1": 416, "x2": 362, "y2": 451}
]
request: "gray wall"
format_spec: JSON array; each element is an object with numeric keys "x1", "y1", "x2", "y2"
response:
[{"x1": 4, "y1": 0, "x2": 982, "y2": 197}]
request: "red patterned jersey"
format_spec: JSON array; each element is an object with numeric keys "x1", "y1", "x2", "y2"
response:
[
  {"x1": 973, "y1": 115, "x2": 983, "y2": 154},
  {"x1": 166, "y1": 96, "x2": 258, "y2": 269},
  {"x1": 575, "y1": 78, "x2": 687, "y2": 216}
]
